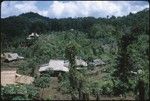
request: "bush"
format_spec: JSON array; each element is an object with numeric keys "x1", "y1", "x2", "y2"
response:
[
  {"x1": 1, "y1": 84, "x2": 38, "y2": 100},
  {"x1": 101, "y1": 80, "x2": 114, "y2": 95},
  {"x1": 45, "y1": 96, "x2": 52, "y2": 100},
  {"x1": 18, "y1": 58, "x2": 37, "y2": 76},
  {"x1": 113, "y1": 80, "x2": 129, "y2": 96},
  {"x1": 59, "y1": 73, "x2": 71, "y2": 93}
]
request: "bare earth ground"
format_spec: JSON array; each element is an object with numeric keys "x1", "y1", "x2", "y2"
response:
[
  {"x1": 41, "y1": 66, "x2": 135, "y2": 100},
  {"x1": 41, "y1": 77, "x2": 135, "y2": 100},
  {"x1": 41, "y1": 77, "x2": 71, "y2": 100}
]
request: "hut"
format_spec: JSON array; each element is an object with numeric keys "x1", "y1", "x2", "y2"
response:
[
  {"x1": 64, "y1": 58, "x2": 88, "y2": 67},
  {"x1": 27, "y1": 32, "x2": 39, "y2": 40},
  {"x1": 39, "y1": 60, "x2": 69, "y2": 76},
  {"x1": 39, "y1": 58, "x2": 87, "y2": 76},
  {"x1": 2, "y1": 52, "x2": 24, "y2": 62},
  {"x1": 89, "y1": 59, "x2": 105, "y2": 67}
]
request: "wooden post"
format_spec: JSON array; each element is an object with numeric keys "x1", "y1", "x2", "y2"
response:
[
  {"x1": 71, "y1": 93, "x2": 78, "y2": 100},
  {"x1": 82, "y1": 92, "x2": 86, "y2": 100},
  {"x1": 86, "y1": 93, "x2": 89, "y2": 101},
  {"x1": 138, "y1": 80, "x2": 145, "y2": 101},
  {"x1": 82, "y1": 92, "x2": 89, "y2": 101},
  {"x1": 78, "y1": 81, "x2": 83, "y2": 100},
  {"x1": 96, "y1": 92, "x2": 100, "y2": 101}
]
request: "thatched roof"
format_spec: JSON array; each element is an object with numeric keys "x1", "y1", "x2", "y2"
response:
[
  {"x1": 39, "y1": 63, "x2": 49, "y2": 72},
  {"x1": 3, "y1": 52, "x2": 24, "y2": 61},
  {"x1": 39, "y1": 58, "x2": 87, "y2": 72},
  {"x1": 15, "y1": 75, "x2": 34, "y2": 84},
  {"x1": 76, "y1": 59, "x2": 87, "y2": 66},
  {"x1": 39, "y1": 60, "x2": 69, "y2": 72},
  {"x1": 64, "y1": 58, "x2": 88, "y2": 67}
]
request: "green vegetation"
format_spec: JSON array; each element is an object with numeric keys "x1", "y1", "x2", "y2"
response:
[
  {"x1": 1, "y1": 84, "x2": 38, "y2": 100},
  {"x1": 33, "y1": 72, "x2": 51, "y2": 99},
  {"x1": 1, "y1": 8, "x2": 149, "y2": 100}
]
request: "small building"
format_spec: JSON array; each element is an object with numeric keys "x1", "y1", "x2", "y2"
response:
[
  {"x1": 89, "y1": 59, "x2": 105, "y2": 66},
  {"x1": 2, "y1": 52, "x2": 24, "y2": 62},
  {"x1": 39, "y1": 60, "x2": 69, "y2": 76},
  {"x1": 1, "y1": 68, "x2": 34, "y2": 86},
  {"x1": 64, "y1": 58, "x2": 88, "y2": 67},
  {"x1": 39, "y1": 60, "x2": 69, "y2": 72},
  {"x1": 27, "y1": 32, "x2": 39, "y2": 40},
  {"x1": 39, "y1": 58, "x2": 87, "y2": 76}
]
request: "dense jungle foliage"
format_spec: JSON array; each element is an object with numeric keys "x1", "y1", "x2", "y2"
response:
[{"x1": 1, "y1": 8, "x2": 149, "y2": 100}]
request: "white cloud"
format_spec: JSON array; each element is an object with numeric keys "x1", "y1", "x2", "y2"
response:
[
  {"x1": 1, "y1": 1, "x2": 149, "y2": 18},
  {"x1": 14, "y1": 1, "x2": 37, "y2": 12},
  {"x1": 47, "y1": 1, "x2": 149, "y2": 18},
  {"x1": 1, "y1": 1, "x2": 48, "y2": 18}
]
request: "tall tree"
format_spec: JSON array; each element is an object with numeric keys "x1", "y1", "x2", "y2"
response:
[
  {"x1": 33, "y1": 73, "x2": 51, "y2": 99},
  {"x1": 112, "y1": 31, "x2": 135, "y2": 96},
  {"x1": 65, "y1": 41, "x2": 78, "y2": 99}
]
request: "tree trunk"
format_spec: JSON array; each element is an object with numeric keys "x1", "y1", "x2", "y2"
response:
[{"x1": 79, "y1": 89, "x2": 82, "y2": 100}]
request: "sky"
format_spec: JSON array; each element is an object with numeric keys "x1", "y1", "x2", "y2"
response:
[{"x1": 1, "y1": 1, "x2": 149, "y2": 18}]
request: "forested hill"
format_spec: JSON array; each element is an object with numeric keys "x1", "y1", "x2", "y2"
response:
[
  {"x1": 1, "y1": 8, "x2": 149, "y2": 38},
  {"x1": 19, "y1": 12, "x2": 50, "y2": 21},
  {"x1": 1, "y1": 8, "x2": 149, "y2": 100}
]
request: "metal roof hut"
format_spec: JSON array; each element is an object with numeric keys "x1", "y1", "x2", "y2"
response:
[
  {"x1": 89, "y1": 59, "x2": 105, "y2": 67},
  {"x1": 76, "y1": 58, "x2": 88, "y2": 67},
  {"x1": 3, "y1": 52, "x2": 24, "y2": 62}
]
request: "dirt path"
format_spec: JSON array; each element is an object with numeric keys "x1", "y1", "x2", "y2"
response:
[{"x1": 42, "y1": 77, "x2": 71, "y2": 100}]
